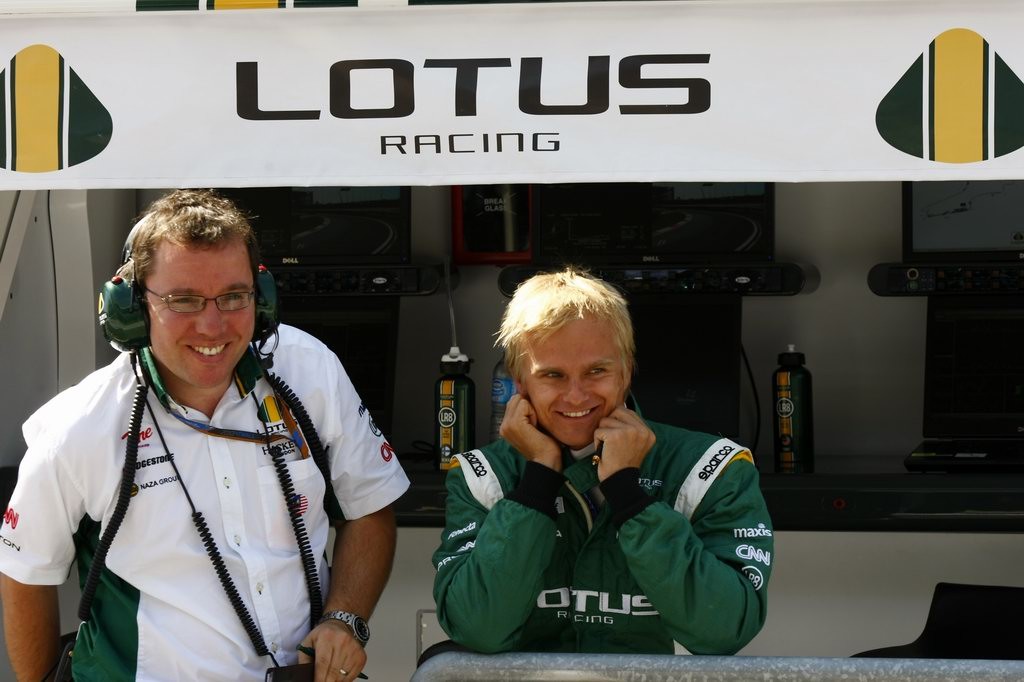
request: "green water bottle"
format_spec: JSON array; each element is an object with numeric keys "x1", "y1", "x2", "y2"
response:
[
  {"x1": 436, "y1": 346, "x2": 475, "y2": 470},
  {"x1": 772, "y1": 344, "x2": 814, "y2": 474}
]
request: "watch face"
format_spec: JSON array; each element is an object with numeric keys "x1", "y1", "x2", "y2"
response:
[{"x1": 353, "y1": 616, "x2": 370, "y2": 643}]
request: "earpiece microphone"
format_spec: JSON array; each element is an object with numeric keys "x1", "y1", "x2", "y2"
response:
[{"x1": 97, "y1": 275, "x2": 149, "y2": 352}]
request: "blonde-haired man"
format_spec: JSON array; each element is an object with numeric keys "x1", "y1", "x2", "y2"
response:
[{"x1": 432, "y1": 267, "x2": 772, "y2": 655}]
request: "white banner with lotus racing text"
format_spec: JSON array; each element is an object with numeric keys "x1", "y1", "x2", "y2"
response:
[{"x1": 2, "y1": 0, "x2": 1024, "y2": 188}]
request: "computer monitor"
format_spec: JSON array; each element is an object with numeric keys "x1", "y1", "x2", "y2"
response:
[
  {"x1": 629, "y1": 295, "x2": 742, "y2": 440},
  {"x1": 218, "y1": 186, "x2": 411, "y2": 266},
  {"x1": 903, "y1": 180, "x2": 1024, "y2": 263},
  {"x1": 533, "y1": 182, "x2": 774, "y2": 266},
  {"x1": 923, "y1": 296, "x2": 1024, "y2": 439}
]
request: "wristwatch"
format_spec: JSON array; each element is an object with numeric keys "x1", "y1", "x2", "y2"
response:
[{"x1": 320, "y1": 610, "x2": 370, "y2": 646}]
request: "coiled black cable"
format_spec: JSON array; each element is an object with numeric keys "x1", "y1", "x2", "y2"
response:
[
  {"x1": 265, "y1": 371, "x2": 333, "y2": 627},
  {"x1": 78, "y1": 379, "x2": 146, "y2": 621},
  {"x1": 146, "y1": 398, "x2": 280, "y2": 667},
  {"x1": 190, "y1": 510, "x2": 272, "y2": 658},
  {"x1": 266, "y1": 372, "x2": 331, "y2": 498},
  {"x1": 266, "y1": 442, "x2": 323, "y2": 628},
  {"x1": 72, "y1": 355, "x2": 329, "y2": 671}
]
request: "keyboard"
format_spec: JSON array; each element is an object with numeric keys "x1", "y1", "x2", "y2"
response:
[{"x1": 906, "y1": 440, "x2": 1024, "y2": 472}]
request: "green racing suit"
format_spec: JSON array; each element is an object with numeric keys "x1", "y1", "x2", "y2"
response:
[{"x1": 432, "y1": 420, "x2": 773, "y2": 655}]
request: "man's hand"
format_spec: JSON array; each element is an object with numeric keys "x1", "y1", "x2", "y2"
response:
[
  {"x1": 310, "y1": 506, "x2": 395, "y2": 681},
  {"x1": 499, "y1": 394, "x2": 562, "y2": 471},
  {"x1": 594, "y1": 406, "x2": 656, "y2": 481},
  {"x1": 298, "y1": 619, "x2": 366, "y2": 682}
]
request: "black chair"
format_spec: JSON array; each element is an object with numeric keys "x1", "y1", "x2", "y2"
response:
[{"x1": 854, "y1": 582, "x2": 1024, "y2": 660}]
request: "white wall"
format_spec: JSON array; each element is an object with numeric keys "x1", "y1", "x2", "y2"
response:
[
  {"x1": 0, "y1": 190, "x2": 134, "y2": 468},
  {"x1": 389, "y1": 182, "x2": 926, "y2": 470},
  {"x1": 0, "y1": 192, "x2": 59, "y2": 469},
  {"x1": 745, "y1": 182, "x2": 926, "y2": 462}
]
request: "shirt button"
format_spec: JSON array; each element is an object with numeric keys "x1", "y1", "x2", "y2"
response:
[
  {"x1": 271, "y1": 642, "x2": 278, "y2": 653},
  {"x1": 234, "y1": 534, "x2": 241, "y2": 546},
  {"x1": 223, "y1": 477, "x2": 232, "y2": 488},
  {"x1": 256, "y1": 582, "x2": 264, "y2": 594}
]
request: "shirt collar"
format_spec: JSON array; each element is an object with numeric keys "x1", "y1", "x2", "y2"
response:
[
  {"x1": 139, "y1": 345, "x2": 264, "y2": 411},
  {"x1": 569, "y1": 442, "x2": 598, "y2": 461}
]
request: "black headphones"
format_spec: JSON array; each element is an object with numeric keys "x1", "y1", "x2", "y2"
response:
[{"x1": 97, "y1": 220, "x2": 279, "y2": 352}]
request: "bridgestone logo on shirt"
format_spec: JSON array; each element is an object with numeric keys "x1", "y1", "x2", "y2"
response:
[
  {"x1": 463, "y1": 451, "x2": 488, "y2": 478},
  {"x1": 698, "y1": 445, "x2": 734, "y2": 480},
  {"x1": 135, "y1": 455, "x2": 172, "y2": 470}
]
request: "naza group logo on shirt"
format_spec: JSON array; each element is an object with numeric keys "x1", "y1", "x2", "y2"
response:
[
  {"x1": 876, "y1": 28, "x2": 1024, "y2": 163},
  {"x1": 1, "y1": 44, "x2": 113, "y2": 173}
]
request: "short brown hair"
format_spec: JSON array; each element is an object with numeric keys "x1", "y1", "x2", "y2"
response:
[{"x1": 119, "y1": 189, "x2": 259, "y2": 287}]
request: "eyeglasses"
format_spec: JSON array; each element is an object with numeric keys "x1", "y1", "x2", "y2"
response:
[{"x1": 145, "y1": 289, "x2": 255, "y2": 313}]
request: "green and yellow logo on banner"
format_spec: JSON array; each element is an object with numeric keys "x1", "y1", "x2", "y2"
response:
[
  {"x1": 1, "y1": 44, "x2": 112, "y2": 173},
  {"x1": 877, "y1": 28, "x2": 1024, "y2": 163}
]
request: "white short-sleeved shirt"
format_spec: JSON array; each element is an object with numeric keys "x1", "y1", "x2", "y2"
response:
[{"x1": 0, "y1": 324, "x2": 409, "y2": 681}]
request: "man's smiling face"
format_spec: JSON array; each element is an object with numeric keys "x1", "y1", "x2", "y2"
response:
[
  {"x1": 143, "y1": 238, "x2": 255, "y2": 415},
  {"x1": 516, "y1": 316, "x2": 630, "y2": 450}
]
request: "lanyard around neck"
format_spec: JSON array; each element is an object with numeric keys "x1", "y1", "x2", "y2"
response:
[
  {"x1": 168, "y1": 410, "x2": 292, "y2": 446},
  {"x1": 167, "y1": 397, "x2": 308, "y2": 460}
]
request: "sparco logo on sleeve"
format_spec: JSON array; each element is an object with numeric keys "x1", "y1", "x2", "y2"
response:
[
  {"x1": 447, "y1": 521, "x2": 476, "y2": 540},
  {"x1": 462, "y1": 451, "x2": 488, "y2": 478},
  {"x1": 698, "y1": 444, "x2": 735, "y2": 480}
]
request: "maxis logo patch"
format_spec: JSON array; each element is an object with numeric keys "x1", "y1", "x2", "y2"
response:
[
  {"x1": 1, "y1": 44, "x2": 112, "y2": 173},
  {"x1": 877, "y1": 28, "x2": 1024, "y2": 163}
]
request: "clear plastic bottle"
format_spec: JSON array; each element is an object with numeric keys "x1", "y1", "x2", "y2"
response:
[{"x1": 489, "y1": 354, "x2": 516, "y2": 443}]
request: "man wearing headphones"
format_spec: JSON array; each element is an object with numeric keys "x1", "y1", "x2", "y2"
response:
[{"x1": 0, "y1": 190, "x2": 409, "y2": 681}]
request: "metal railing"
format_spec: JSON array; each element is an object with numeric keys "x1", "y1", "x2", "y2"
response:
[{"x1": 411, "y1": 651, "x2": 1024, "y2": 681}]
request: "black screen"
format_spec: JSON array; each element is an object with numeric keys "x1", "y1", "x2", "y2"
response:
[
  {"x1": 276, "y1": 297, "x2": 400, "y2": 436},
  {"x1": 533, "y1": 182, "x2": 774, "y2": 265},
  {"x1": 923, "y1": 296, "x2": 1024, "y2": 438},
  {"x1": 629, "y1": 296, "x2": 742, "y2": 440},
  {"x1": 218, "y1": 186, "x2": 411, "y2": 265},
  {"x1": 904, "y1": 180, "x2": 1024, "y2": 262}
]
